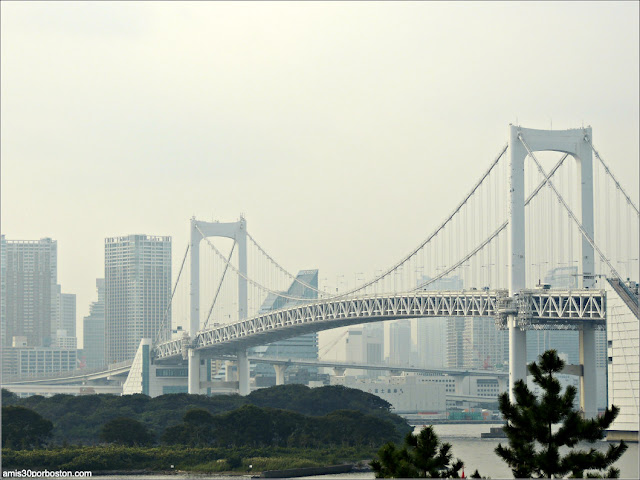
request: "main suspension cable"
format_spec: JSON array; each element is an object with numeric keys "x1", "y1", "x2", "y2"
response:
[
  {"x1": 195, "y1": 224, "x2": 314, "y2": 302},
  {"x1": 587, "y1": 138, "x2": 639, "y2": 216},
  {"x1": 412, "y1": 221, "x2": 508, "y2": 291},
  {"x1": 246, "y1": 231, "x2": 330, "y2": 295},
  {"x1": 336, "y1": 144, "x2": 509, "y2": 297}
]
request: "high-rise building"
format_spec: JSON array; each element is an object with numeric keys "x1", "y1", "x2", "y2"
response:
[
  {"x1": 83, "y1": 279, "x2": 105, "y2": 368},
  {"x1": 51, "y1": 284, "x2": 76, "y2": 346},
  {"x1": 417, "y1": 318, "x2": 447, "y2": 368},
  {"x1": 1, "y1": 236, "x2": 57, "y2": 347},
  {"x1": 345, "y1": 324, "x2": 384, "y2": 376},
  {"x1": 389, "y1": 320, "x2": 412, "y2": 366},
  {"x1": 105, "y1": 235, "x2": 171, "y2": 364},
  {"x1": 250, "y1": 270, "x2": 319, "y2": 385},
  {"x1": 421, "y1": 274, "x2": 508, "y2": 370}
]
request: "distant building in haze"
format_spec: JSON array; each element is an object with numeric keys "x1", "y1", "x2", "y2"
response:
[
  {"x1": 83, "y1": 279, "x2": 106, "y2": 368},
  {"x1": 250, "y1": 270, "x2": 319, "y2": 385},
  {"x1": 2, "y1": 336, "x2": 77, "y2": 380},
  {"x1": 105, "y1": 235, "x2": 171, "y2": 364},
  {"x1": 419, "y1": 274, "x2": 507, "y2": 370},
  {"x1": 389, "y1": 320, "x2": 412, "y2": 366},
  {"x1": 345, "y1": 323, "x2": 384, "y2": 376},
  {"x1": 1, "y1": 236, "x2": 57, "y2": 347},
  {"x1": 51, "y1": 284, "x2": 76, "y2": 347}
]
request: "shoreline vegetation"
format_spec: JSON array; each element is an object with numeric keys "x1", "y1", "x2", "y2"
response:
[
  {"x1": 1, "y1": 385, "x2": 406, "y2": 474},
  {"x1": 1, "y1": 445, "x2": 375, "y2": 475}
]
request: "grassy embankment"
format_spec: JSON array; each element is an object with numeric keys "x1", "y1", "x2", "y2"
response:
[{"x1": 2, "y1": 445, "x2": 376, "y2": 473}]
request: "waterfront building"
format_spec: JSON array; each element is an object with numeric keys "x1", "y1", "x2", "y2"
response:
[
  {"x1": 105, "y1": 235, "x2": 171, "y2": 364},
  {"x1": 1, "y1": 236, "x2": 57, "y2": 347},
  {"x1": 82, "y1": 279, "x2": 106, "y2": 368},
  {"x1": 250, "y1": 270, "x2": 319, "y2": 385},
  {"x1": 331, "y1": 373, "x2": 447, "y2": 413}
]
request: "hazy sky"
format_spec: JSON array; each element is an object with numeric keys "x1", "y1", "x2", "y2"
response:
[{"x1": 2, "y1": 2, "x2": 638, "y2": 348}]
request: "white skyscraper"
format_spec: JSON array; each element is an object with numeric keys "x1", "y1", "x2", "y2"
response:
[{"x1": 105, "y1": 235, "x2": 171, "y2": 364}]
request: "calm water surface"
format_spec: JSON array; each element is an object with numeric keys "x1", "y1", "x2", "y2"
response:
[{"x1": 79, "y1": 424, "x2": 640, "y2": 479}]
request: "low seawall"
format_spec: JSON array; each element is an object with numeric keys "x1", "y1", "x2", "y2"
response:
[{"x1": 261, "y1": 463, "x2": 354, "y2": 478}]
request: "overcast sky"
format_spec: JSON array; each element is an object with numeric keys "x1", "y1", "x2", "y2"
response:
[{"x1": 2, "y1": 1, "x2": 638, "y2": 348}]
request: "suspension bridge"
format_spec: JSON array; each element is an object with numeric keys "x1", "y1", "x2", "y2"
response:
[
  {"x1": 5, "y1": 125, "x2": 638, "y2": 430},
  {"x1": 145, "y1": 125, "x2": 638, "y2": 422}
]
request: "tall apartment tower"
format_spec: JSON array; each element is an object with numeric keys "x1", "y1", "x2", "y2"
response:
[
  {"x1": 83, "y1": 279, "x2": 105, "y2": 368},
  {"x1": 1, "y1": 236, "x2": 57, "y2": 347},
  {"x1": 105, "y1": 235, "x2": 171, "y2": 364}
]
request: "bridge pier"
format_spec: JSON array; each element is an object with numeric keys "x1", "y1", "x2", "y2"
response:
[
  {"x1": 508, "y1": 321, "x2": 527, "y2": 400},
  {"x1": 273, "y1": 364, "x2": 287, "y2": 386},
  {"x1": 188, "y1": 349, "x2": 200, "y2": 394},
  {"x1": 238, "y1": 350, "x2": 250, "y2": 395},
  {"x1": 580, "y1": 326, "x2": 598, "y2": 418},
  {"x1": 333, "y1": 367, "x2": 346, "y2": 377}
]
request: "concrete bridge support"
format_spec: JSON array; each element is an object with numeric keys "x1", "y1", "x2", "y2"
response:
[
  {"x1": 188, "y1": 349, "x2": 200, "y2": 394},
  {"x1": 274, "y1": 364, "x2": 287, "y2": 386},
  {"x1": 238, "y1": 350, "x2": 250, "y2": 395},
  {"x1": 580, "y1": 326, "x2": 598, "y2": 418}
]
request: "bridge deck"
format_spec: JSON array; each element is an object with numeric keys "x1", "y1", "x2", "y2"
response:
[{"x1": 154, "y1": 289, "x2": 605, "y2": 361}]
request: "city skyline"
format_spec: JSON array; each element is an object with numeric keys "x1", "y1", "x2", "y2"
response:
[{"x1": 1, "y1": 2, "x2": 638, "y2": 349}]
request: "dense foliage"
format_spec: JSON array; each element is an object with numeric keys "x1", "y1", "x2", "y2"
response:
[
  {"x1": 162, "y1": 405, "x2": 400, "y2": 447},
  {"x1": 371, "y1": 425, "x2": 464, "y2": 478},
  {"x1": 2, "y1": 405, "x2": 53, "y2": 449},
  {"x1": 1, "y1": 384, "x2": 409, "y2": 447},
  {"x1": 99, "y1": 417, "x2": 155, "y2": 446},
  {"x1": 496, "y1": 350, "x2": 628, "y2": 478}
]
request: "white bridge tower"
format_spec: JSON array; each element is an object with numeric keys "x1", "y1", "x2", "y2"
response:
[{"x1": 508, "y1": 125, "x2": 597, "y2": 418}]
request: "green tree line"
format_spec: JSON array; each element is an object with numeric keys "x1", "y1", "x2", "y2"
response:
[{"x1": 2, "y1": 384, "x2": 409, "y2": 447}]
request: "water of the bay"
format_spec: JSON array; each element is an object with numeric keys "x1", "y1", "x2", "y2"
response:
[{"x1": 70, "y1": 423, "x2": 640, "y2": 479}]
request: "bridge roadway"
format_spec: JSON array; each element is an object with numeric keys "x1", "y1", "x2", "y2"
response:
[
  {"x1": 242, "y1": 356, "x2": 508, "y2": 378},
  {"x1": 154, "y1": 289, "x2": 606, "y2": 361},
  {"x1": 1, "y1": 356, "x2": 505, "y2": 387}
]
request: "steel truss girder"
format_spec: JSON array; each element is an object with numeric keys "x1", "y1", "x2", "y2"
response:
[{"x1": 153, "y1": 289, "x2": 606, "y2": 361}]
